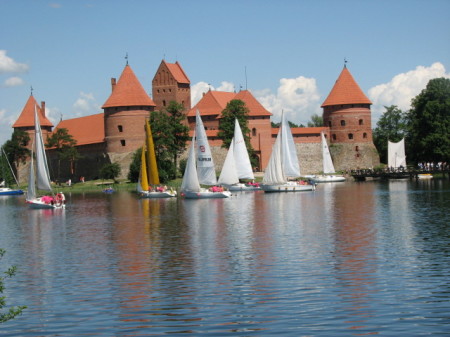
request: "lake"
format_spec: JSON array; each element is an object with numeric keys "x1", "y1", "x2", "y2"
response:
[{"x1": 1, "y1": 179, "x2": 449, "y2": 336}]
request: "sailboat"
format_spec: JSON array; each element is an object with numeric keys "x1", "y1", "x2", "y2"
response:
[
  {"x1": 261, "y1": 112, "x2": 315, "y2": 192},
  {"x1": 180, "y1": 110, "x2": 231, "y2": 199},
  {"x1": 311, "y1": 132, "x2": 346, "y2": 183},
  {"x1": 26, "y1": 107, "x2": 65, "y2": 209},
  {"x1": 218, "y1": 119, "x2": 260, "y2": 191},
  {"x1": 0, "y1": 146, "x2": 24, "y2": 195},
  {"x1": 137, "y1": 120, "x2": 176, "y2": 198},
  {"x1": 388, "y1": 138, "x2": 406, "y2": 169}
]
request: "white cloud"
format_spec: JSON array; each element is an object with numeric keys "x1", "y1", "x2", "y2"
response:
[
  {"x1": 368, "y1": 62, "x2": 450, "y2": 121},
  {"x1": 72, "y1": 92, "x2": 99, "y2": 117},
  {"x1": 0, "y1": 50, "x2": 29, "y2": 73},
  {"x1": 254, "y1": 76, "x2": 321, "y2": 125},
  {"x1": 3, "y1": 76, "x2": 24, "y2": 87}
]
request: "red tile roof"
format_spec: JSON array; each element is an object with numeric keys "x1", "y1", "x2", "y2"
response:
[
  {"x1": 53, "y1": 113, "x2": 105, "y2": 146},
  {"x1": 165, "y1": 61, "x2": 190, "y2": 84},
  {"x1": 12, "y1": 95, "x2": 53, "y2": 128},
  {"x1": 102, "y1": 65, "x2": 155, "y2": 108},
  {"x1": 187, "y1": 90, "x2": 272, "y2": 117},
  {"x1": 321, "y1": 66, "x2": 372, "y2": 107}
]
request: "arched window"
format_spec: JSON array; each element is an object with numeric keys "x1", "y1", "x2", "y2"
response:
[
  {"x1": 120, "y1": 139, "x2": 126, "y2": 146},
  {"x1": 163, "y1": 100, "x2": 166, "y2": 107},
  {"x1": 252, "y1": 128, "x2": 256, "y2": 136},
  {"x1": 328, "y1": 121, "x2": 332, "y2": 127},
  {"x1": 332, "y1": 134, "x2": 336, "y2": 141},
  {"x1": 341, "y1": 120, "x2": 346, "y2": 126},
  {"x1": 348, "y1": 133, "x2": 353, "y2": 140},
  {"x1": 118, "y1": 125, "x2": 123, "y2": 132},
  {"x1": 363, "y1": 132, "x2": 367, "y2": 138},
  {"x1": 359, "y1": 119, "x2": 364, "y2": 125},
  {"x1": 355, "y1": 146, "x2": 359, "y2": 151}
]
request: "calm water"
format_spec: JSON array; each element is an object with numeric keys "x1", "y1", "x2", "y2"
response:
[{"x1": 0, "y1": 179, "x2": 449, "y2": 336}]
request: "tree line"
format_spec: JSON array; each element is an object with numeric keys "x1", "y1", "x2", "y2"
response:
[{"x1": 373, "y1": 77, "x2": 450, "y2": 165}]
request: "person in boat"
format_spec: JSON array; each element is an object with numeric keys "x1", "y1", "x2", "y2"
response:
[
  {"x1": 55, "y1": 192, "x2": 65, "y2": 205},
  {"x1": 41, "y1": 195, "x2": 53, "y2": 204}
]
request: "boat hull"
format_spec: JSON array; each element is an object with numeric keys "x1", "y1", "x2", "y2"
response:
[
  {"x1": 261, "y1": 183, "x2": 315, "y2": 193},
  {"x1": 0, "y1": 188, "x2": 24, "y2": 196},
  {"x1": 181, "y1": 189, "x2": 231, "y2": 199},
  {"x1": 226, "y1": 183, "x2": 261, "y2": 192},
  {"x1": 418, "y1": 174, "x2": 433, "y2": 179},
  {"x1": 27, "y1": 199, "x2": 65, "y2": 209},
  {"x1": 311, "y1": 175, "x2": 346, "y2": 183},
  {"x1": 139, "y1": 190, "x2": 177, "y2": 198}
]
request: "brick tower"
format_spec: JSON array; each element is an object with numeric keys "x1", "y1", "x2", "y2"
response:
[
  {"x1": 152, "y1": 60, "x2": 191, "y2": 112},
  {"x1": 321, "y1": 65, "x2": 379, "y2": 170},
  {"x1": 12, "y1": 94, "x2": 53, "y2": 150},
  {"x1": 102, "y1": 64, "x2": 156, "y2": 154}
]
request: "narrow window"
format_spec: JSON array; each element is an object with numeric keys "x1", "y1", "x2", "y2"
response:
[
  {"x1": 341, "y1": 120, "x2": 346, "y2": 126},
  {"x1": 163, "y1": 100, "x2": 166, "y2": 107},
  {"x1": 363, "y1": 132, "x2": 367, "y2": 139},
  {"x1": 328, "y1": 121, "x2": 332, "y2": 127},
  {"x1": 355, "y1": 146, "x2": 359, "y2": 151},
  {"x1": 118, "y1": 125, "x2": 123, "y2": 132},
  {"x1": 120, "y1": 139, "x2": 126, "y2": 146},
  {"x1": 359, "y1": 119, "x2": 364, "y2": 125},
  {"x1": 348, "y1": 133, "x2": 353, "y2": 140},
  {"x1": 252, "y1": 128, "x2": 257, "y2": 136},
  {"x1": 332, "y1": 134, "x2": 336, "y2": 140}
]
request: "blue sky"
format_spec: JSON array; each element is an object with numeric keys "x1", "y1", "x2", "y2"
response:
[{"x1": 1, "y1": 0, "x2": 449, "y2": 145}]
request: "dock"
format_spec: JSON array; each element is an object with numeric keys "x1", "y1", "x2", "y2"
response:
[{"x1": 350, "y1": 166, "x2": 450, "y2": 181}]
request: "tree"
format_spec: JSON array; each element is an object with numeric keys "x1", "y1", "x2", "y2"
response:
[
  {"x1": 217, "y1": 99, "x2": 257, "y2": 168},
  {"x1": 2, "y1": 130, "x2": 30, "y2": 181},
  {"x1": 1, "y1": 248, "x2": 26, "y2": 323},
  {"x1": 406, "y1": 78, "x2": 450, "y2": 164},
  {"x1": 150, "y1": 101, "x2": 190, "y2": 181},
  {"x1": 46, "y1": 128, "x2": 80, "y2": 180},
  {"x1": 127, "y1": 147, "x2": 142, "y2": 183},
  {"x1": 99, "y1": 162, "x2": 121, "y2": 182},
  {"x1": 307, "y1": 114, "x2": 323, "y2": 127},
  {"x1": 373, "y1": 105, "x2": 407, "y2": 164}
]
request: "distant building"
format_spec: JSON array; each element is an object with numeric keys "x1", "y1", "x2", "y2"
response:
[{"x1": 12, "y1": 60, "x2": 378, "y2": 181}]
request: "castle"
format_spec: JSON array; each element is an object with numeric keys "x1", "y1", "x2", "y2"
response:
[{"x1": 12, "y1": 60, "x2": 379, "y2": 182}]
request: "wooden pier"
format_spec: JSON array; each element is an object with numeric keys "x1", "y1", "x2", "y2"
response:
[{"x1": 350, "y1": 166, "x2": 450, "y2": 181}]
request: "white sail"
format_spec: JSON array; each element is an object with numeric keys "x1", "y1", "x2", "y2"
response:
[
  {"x1": 195, "y1": 110, "x2": 217, "y2": 185},
  {"x1": 262, "y1": 125, "x2": 286, "y2": 184},
  {"x1": 388, "y1": 138, "x2": 406, "y2": 168},
  {"x1": 34, "y1": 108, "x2": 53, "y2": 191},
  {"x1": 321, "y1": 132, "x2": 336, "y2": 174},
  {"x1": 218, "y1": 139, "x2": 239, "y2": 185},
  {"x1": 280, "y1": 112, "x2": 300, "y2": 178},
  {"x1": 181, "y1": 134, "x2": 202, "y2": 192},
  {"x1": 233, "y1": 119, "x2": 254, "y2": 180},
  {"x1": 27, "y1": 144, "x2": 36, "y2": 200}
]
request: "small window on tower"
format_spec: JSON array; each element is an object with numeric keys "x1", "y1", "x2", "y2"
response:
[
  {"x1": 348, "y1": 133, "x2": 353, "y2": 140},
  {"x1": 328, "y1": 121, "x2": 331, "y2": 127},
  {"x1": 332, "y1": 134, "x2": 336, "y2": 140},
  {"x1": 341, "y1": 120, "x2": 346, "y2": 126},
  {"x1": 252, "y1": 128, "x2": 256, "y2": 136},
  {"x1": 359, "y1": 119, "x2": 364, "y2": 125},
  {"x1": 120, "y1": 140, "x2": 126, "y2": 146},
  {"x1": 363, "y1": 132, "x2": 367, "y2": 138},
  {"x1": 118, "y1": 125, "x2": 123, "y2": 132},
  {"x1": 163, "y1": 100, "x2": 166, "y2": 106}
]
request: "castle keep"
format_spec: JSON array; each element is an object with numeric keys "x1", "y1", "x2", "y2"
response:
[{"x1": 13, "y1": 61, "x2": 379, "y2": 182}]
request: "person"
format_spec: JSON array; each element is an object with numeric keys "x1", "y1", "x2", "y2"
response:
[
  {"x1": 55, "y1": 192, "x2": 65, "y2": 205},
  {"x1": 67, "y1": 179, "x2": 71, "y2": 187}
]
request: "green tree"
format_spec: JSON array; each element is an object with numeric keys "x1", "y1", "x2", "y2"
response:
[
  {"x1": 127, "y1": 147, "x2": 142, "y2": 183},
  {"x1": 1, "y1": 248, "x2": 26, "y2": 323},
  {"x1": 307, "y1": 114, "x2": 323, "y2": 127},
  {"x1": 46, "y1": 128, "x2": 80, "y2": 180},
  {"x1": 150, "y1": 101, "x2": 190, "y2": 181},
  {"x1": 99, "y1": 162, "x2": 121, "y2": 182},
  {"x1": 406, "y1": 78, "x2": 450, "y2": 164},
  {"x1": 373, "y1": 105, "x2": 407, "y2": 164},
  {"x1": 2, "y1": 130, "x2": 30, "y2": 181}
]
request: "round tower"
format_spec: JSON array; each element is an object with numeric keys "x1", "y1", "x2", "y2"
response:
[
  {"x1": 102, "y1": 64, "x2": 155, "y2": 154},
  {"x1": 321, "y1": 65, "x2": 379, "y2": 170}
]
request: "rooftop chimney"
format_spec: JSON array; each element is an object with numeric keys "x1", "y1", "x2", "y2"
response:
[
  {"x1": 111, "y1": 78, "x2": 116, "y2": 92},
  {"x1": 41, "y1": 101, "x2": 46, "y2": 116}
]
